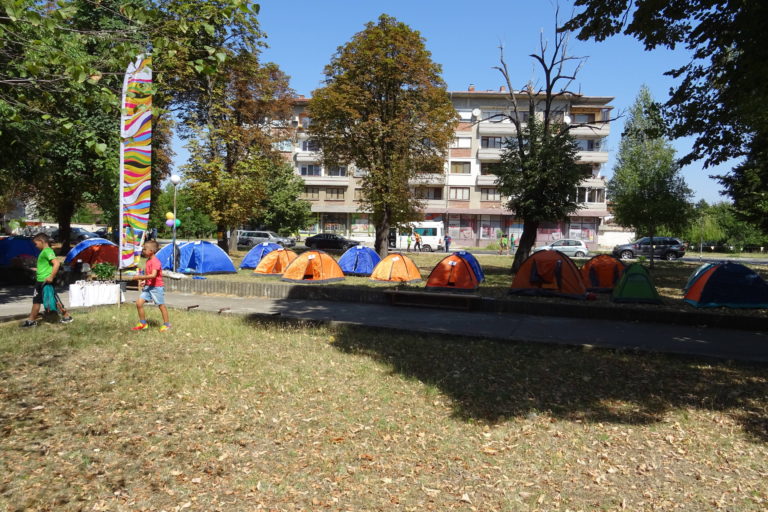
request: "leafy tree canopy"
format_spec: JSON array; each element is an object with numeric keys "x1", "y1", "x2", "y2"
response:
[{"x1": 308, "y1": 14, "x2": 457, "y2": 256}]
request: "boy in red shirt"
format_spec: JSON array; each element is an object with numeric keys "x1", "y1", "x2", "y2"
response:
[{"x1": 126, "y1": 240, "x2": 170, "y2": 331}]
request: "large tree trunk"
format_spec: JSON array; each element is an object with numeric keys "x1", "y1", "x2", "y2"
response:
[
  {"x1": 56, "y1": 200, "x2": 76, "y2": 255},
  {"x1": 511, "y1": 219, "x2": 539, "y2": 273},
  {"x1": 373, "y1": 208, "x2": 391, "y2": 258},
  {"x1": 217, "y1": 224, "x2": 230, "y2": 254}
]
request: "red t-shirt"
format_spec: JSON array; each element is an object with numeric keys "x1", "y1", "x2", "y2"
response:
[{"x1": 144, "y1": 256, "x2": 164, "y2": 287}]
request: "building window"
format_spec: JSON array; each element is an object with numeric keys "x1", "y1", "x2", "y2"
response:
[
  {"x1": 272, "y1": 139, "x2": 292, "y2": 152},
  {"x1": 327, "y1": 165, "x2": 347, "y2": 176},
  {"x1": 449, "y1": 187, "x2": 470, "y2": 200},
  {"x1": 450, "y1": 137, "x2": 471, "y2": 148},
  {"x1": 574, "y1": 139, "x2": 603, "y2": 151},
  {"x1": 457, "y1": 110, "x2": 473, "y2": 121},
  {"x1": 300, "y1": 164, "x2": 321, "y2": 176},
  {"x1": 301, "y1": 139, "x2": 319, "y2": 152},
  {"x1": 481, "y1": 136, "x2": 505, "y2": 149},
  {"x1": 450, "y1": 161, "x2": 471, "y2": 174},
  {"x1": 573, "y1": 113, "x2": 596, "y2": 124},
  {"x1": 416, "y1": 187, "x2": 443, "y2": 200},
  {"x1": 480, "y1": 188, "x2": 500, "y2": 201},
  {"x1": 302, "y1": 186, "x2": 319, "y2": 200},
  {"x1": 479, "y1": 215, "x2": 502, "y2": 239},
  {"x1": 326, "y1": 187, "x2": 345, "y2": 201},
  {"x1": 354, "y1": 167, "x2": 369, "y2": 177},
  {"x1": 575, "y1": 187, "x2": 606, "y2": 203},
  {"x1": 480, "y1": 163, "x2": 499, "y2": 175},
  {"x1": 482, "y1": 110, "x2": 505, "y2": 122},
  {"x1": 300, "y1": 116, "x2": 311, "y2": 129},
  {"x1": 354, "y1": 188, "x2": 364, "y2": 200}
]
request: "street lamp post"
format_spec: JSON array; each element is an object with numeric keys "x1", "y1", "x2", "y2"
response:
[{"x1": 170, "y1": 174, "x2": 181, "y2": 271}]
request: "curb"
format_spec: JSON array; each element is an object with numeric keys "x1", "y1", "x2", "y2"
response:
[{"x1": 165, "y1": 278, "x2": 768, "y2": 332}]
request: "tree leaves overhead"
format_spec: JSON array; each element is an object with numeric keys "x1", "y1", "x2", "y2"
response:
[
  {"x1": 564, "y1": 0, "x2": 768, "y2": 224},
  {"x1": 308, "y1": 14, "x2": 457, "y2": 256}
]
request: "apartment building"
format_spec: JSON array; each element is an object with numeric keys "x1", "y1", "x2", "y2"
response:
[{"x1": 283, "y1": 88, "x2": 612, "y2": 249}]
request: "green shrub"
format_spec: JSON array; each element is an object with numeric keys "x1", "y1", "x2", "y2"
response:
[{"x1": 91, "y1": 262, "x2": 116, "y2": 281}]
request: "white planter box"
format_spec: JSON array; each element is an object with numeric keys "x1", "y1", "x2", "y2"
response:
[{"x1": 69, "y1": 282, "x2": 125, "y2": 307}]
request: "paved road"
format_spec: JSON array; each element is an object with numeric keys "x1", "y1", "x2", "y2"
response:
[{"x1": 2, "y1": 285, "x2": 766, "y2": 363}]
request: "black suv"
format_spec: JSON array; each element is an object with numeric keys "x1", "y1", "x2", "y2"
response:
[{"x1": 612, "y1": 237, "x2": 687, "y2": 261}]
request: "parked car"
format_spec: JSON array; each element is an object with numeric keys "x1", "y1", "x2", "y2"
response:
[
  {"x1": 304, "y1": 233, "x2": 359, "y2": 251},
  {"x1": 237, "y1": 230, "x2": 295, "y2": 248},
  {"x1": 532, "y1": 239, "x2": 590, "y2": 257},
  {"x1": 612, "y1": 237, "x2": 687, "y2": 260},
  {"x1": 52, "y1": 227, "x2": 99, "y2": 243}
]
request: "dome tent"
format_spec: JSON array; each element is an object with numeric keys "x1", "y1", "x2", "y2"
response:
[
  {"x1": 580, "y1": 254, "x2": 625, "y2": 292},
  {"x1": 64, "y1": 238, "x2": 119, "y2": 268},
  {"x1": 240, "y1": 242, "x2": 281, "y2": 269},
  {"x1": 452, "y1": 250, "x2": 484, "y2": 282},
  {"x1": 254, "y1": 248, "x2": 297, "y2": 276},
  {"x1": 510, "y1": 250, "x2": 587, "y2": 299},
  {"x1": 684, "y1": 261, "x2": 768, "y2": 308},
  {"x1": 0, "y1": 236, "x2": 39, "y2": 266},
  {"x1": 157, "y1": 240, "x2": 235, "y2": 274},
  {"x1": 611, "y1": 263, "x2": 661, "y2": 304},
  {"x1": 370, "y1": 253, "x2": 422, "y2": 283},
  {"x1": 425, "y1": 252, "x2": 480, "y2": 291},
  {"x1": 338, "y1": 245, "x2": 381, "y2": 276},
  {"x1": 281, "y1": 250, "x2": 345, "y2": 283}
]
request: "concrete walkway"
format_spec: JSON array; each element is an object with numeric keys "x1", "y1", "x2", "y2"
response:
[{"x1": 1, "y1": 285, "x2": 766, "y2": 363}]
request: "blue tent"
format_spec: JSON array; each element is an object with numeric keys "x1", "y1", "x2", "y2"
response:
[
  {"x1": 157, "y1": 241, "x2": 236, "y2": 274},
  {"x1": 684, "y1": 262, "x2": 768, "y2": 308},
  {"x1": 64, "y1": 238, "x2": 117, "y2": 265},
  {"x1": 0, "y1": 237, "x2": 39, "y2": 266},
  {"x1": 453, "y1": 250, "x2": 485, "y2": 282},
  {"x1": 240, "y1": 242, "x2": 281, "y2": 269},
  {"x1": 338, "y1": 245, "x2": 381, "y2": 276}
]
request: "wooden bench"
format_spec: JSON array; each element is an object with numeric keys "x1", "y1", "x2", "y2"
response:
[{"x1": 383, "y1": 289, "x2": 482, "y2": 311}]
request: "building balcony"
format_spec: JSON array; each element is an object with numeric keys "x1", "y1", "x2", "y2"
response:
[
  {"x1": 477, "y1": 148, "x2": 503, "y2": 161},
  {"x1": 413, "y1": 173, "x2": 445, "y2": 184},
  {"x1": 295, "y1": 151, "x2": 320, "y2": 163},
  {"x1": 569, "y1": 123, "x2": 610, "y2": 138},
  {"x1": 476, "y1": 174, "x2": 499, "y2": 186},
  {"x1": 580, "y1": 176, "x2": 606, "y2": 188},
  {"x1": 576, "y1": 150, "x2": 609, "y2": 164},
  {"x1": 478, "y1": 122, "x2": 517, "y2": 136},
  {"x1": 301, "y1": 176, "x2": 351, "y2": 186}
]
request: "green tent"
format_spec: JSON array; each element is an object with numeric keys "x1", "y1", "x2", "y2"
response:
[{"x1": 611, "y1": 263, "x2": 662, "y2": 304}]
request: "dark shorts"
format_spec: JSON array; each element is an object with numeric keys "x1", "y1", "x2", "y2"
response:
[{"x1": 32, "y1": 282, "x2": 46, "y2": 304}]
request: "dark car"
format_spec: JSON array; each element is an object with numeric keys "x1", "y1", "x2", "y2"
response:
[
  {"x1": 304, "y1": 233, "x2": 359, "y2": 251},
  {"x1": 52, "y1": 227, "x2": 99, "y2": 243},
  {"x1": 612, "y1": 237, "x2": 687, "y2": 260}
]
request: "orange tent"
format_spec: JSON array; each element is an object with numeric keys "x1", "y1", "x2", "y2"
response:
[
  {"x1": 425, "y1": 253, "x2": 479, "y2": 291},
  {"x1": 370, "y1": 253, "x2": 422, "y2": 283},
  {"x1": 253, "y1": 248, "x2": 297, "y2": 276},
  {"x1": 281, "y1": 250, "x2": 345, "y2": 283},
  {"x1": 510, "y1": 250, "x2": 587, "y2": 299},
  {"x1": 580, "y1": 254, "x2": 625, "y2": 292}
]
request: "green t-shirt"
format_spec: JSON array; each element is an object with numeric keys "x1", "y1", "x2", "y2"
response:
[{"x1": 36, "y1": 246, "x2": 56, "y2": 282}]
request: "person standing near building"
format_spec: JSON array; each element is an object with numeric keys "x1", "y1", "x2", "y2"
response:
[
  {"x1": 510, "y1": 232, "x2": 516, "y2": 253},
  {"x1": 499, "y1": 234, "x2": 509, "y2": 255},
  {"x1": 414, "y1": 232, "x2": 422, "y2": 252},
  {"x1": 444, "y1": 234, "x2": 452, "y2": 252},
  {"x1": 406, "y1": 233, "x2": 412, "y2": 252}
]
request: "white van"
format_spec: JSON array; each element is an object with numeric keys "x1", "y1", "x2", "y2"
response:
[{"x1": 390, "y1": 221, "x2": 445, "y2": 252}]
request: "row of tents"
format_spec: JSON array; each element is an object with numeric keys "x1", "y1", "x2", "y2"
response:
[
  {"x1": 3, "y1": 236, "x2": 767, "y2": 309},
  {"x1": 511, "y1": 249, "x2": 768, "y2": 308}
]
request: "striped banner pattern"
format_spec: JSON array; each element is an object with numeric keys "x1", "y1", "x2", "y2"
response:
[{"x1": 119, "y1": 55, "x2": 152, "y2": 268}]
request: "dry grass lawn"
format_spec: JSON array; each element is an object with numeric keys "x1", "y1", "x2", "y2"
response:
[{"x1": 1, "y1": 307, "x2": 767, "y2": 511}]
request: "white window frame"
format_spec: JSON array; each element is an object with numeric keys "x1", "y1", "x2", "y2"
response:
[{"x1": 449, "y1": 187, "x2": 470, "y2": 200}]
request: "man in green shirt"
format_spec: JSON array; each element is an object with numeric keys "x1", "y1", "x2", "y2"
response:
[{"x1": 21, "y1": 233, "x2": 73, "y2": 327}]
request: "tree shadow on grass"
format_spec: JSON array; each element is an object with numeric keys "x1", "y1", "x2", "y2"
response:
[{"x1": 325, "y1": 323, "x2": 768, "y2": 443}]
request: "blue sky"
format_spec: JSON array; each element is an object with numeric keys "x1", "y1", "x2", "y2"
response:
[{"x1": 176, "y1": 0, "x2": 731, "y2": 203}]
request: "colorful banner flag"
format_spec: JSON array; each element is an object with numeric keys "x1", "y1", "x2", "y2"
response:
[{"x1": 119, "y1": 55, "x2": 152, "y2": 268}]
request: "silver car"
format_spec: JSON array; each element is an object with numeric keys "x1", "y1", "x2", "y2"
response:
[
  {"x1": 533, "y1": 239, "x2": 590, "y2": 257},
  {"x1": 237, "y1": 230, "x2": 295, "y2": 248}
]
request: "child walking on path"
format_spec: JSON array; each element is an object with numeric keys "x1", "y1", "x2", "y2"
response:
[
  {"x1": 126, "y1": 240, "x2": 171, "y2": 332},
  {"x1": 21, "y1": 233, "x2": 73, "y2": 327}
]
